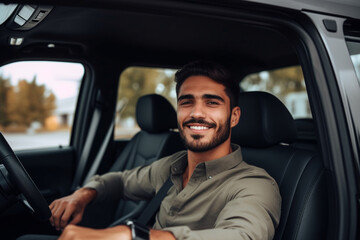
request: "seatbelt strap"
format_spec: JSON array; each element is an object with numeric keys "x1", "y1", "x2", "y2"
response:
[
  {"x1": 136, "y1": 177, "x2": 173, "y2": 225},
  {"x1": 71, "y1": 91, "x2": 104, "y2": 190},
  {"x1": 82, "y1": 119, "x2": 114, "y2": 185}
]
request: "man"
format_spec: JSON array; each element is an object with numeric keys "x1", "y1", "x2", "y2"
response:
[{"x1": 49, "y1": 60, "x2": 281, "y2": 240}]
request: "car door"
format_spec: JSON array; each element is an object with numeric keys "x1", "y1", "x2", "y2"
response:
[
  {"x1": 0, "y1": 60, "x2": 95, "y2": 238},
  {"x1": 297, "y1": 11, "x2": 360, "y2": 240}
]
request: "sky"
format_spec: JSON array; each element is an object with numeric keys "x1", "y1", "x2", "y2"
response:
[{"x1": 0, "y1": 61, "x2": 84, "y2": 99}]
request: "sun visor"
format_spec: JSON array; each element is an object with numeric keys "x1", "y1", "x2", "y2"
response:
[{"x1": 6, "y1": 4, "x2": 52, "y2": 30}]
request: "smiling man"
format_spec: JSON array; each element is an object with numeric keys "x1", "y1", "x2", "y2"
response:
[
  {"x1": 23, "y1": 60, "x2": 281, "y2": 240},
  {"x1": 177, "y1": 76, "x2": 233, "y2": 153}
]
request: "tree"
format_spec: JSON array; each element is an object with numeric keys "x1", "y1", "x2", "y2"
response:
[
  {"x1": 117, "y1": 67, "x2": 176, "y2": 120},
  {"x1": 241, "y1": 66, "x2": 305, "y2": 102},
  {"x1": 0, "y1": 75, "x2": 11, "y2": 127},
  {"x1": 241, "y1": 66, "x2": 311, "y2": 118},
  {"x1": 6, "y1": 77, "x2": 56, "y2": 127}
]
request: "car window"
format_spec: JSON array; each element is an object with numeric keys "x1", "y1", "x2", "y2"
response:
[
  {"x1": 344, "y1": 20, "x2": 360, "y2": 82},
  {"x1": 240, "y1": 65, "x2": 311, "y2": 119},
  {"x1": 115, "y1": 67, "x2": 177, "y2": 140},
  {"x1": 0, "y1": 61, "x2": 84, "y2": 150},
  {"x1": 345, "y1": 40, "x2": 360, "y2": 81}
]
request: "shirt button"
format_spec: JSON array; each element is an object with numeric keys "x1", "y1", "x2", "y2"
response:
[{"x1": 208, "y1": 176, "x2": 212, "y2": 179}]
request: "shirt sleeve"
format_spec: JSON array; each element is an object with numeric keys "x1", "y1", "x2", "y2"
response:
[
  {"x1": 83, "y1": 156, "x2": 173, "y2": 203},
  {"x1": 164, "y1": 175, "x2": 281, "y2": 240}
]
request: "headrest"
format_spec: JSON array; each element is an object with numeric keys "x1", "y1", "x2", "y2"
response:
[
  {"x1": 136, "y1": 94, "x2": 178, "y2": 133},
  {"x1": 231, "y1": 91, "x2": 297, "y2": 148}
]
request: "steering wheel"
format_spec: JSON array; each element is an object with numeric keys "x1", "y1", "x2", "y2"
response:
[{"x1": 0, "y1": 133, "x2": 51, "y2": 220}]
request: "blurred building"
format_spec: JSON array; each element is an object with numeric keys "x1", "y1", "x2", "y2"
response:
[
  {"x1": 285, "y1": 91, "x2": 311, "y2": 119},
  {"x1": 53, "y1": 96, "x2": 77, "y2": 127}
]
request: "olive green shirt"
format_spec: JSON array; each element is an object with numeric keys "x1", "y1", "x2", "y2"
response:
[{"x1": 84, "y1": 144, "x2": 281, "y2": 240}]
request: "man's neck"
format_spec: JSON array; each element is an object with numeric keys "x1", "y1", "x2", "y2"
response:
[{"x1": 183, "y1": 138, "x2": 232, "y2": 188}]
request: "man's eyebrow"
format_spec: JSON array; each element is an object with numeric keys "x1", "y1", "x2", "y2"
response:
[
  {"x1": 203, "y1": 94, "x2": 225, "y2": 102},
  {"x1": 177, "y1": 94, "x2": 194, "y2": 102},
  {"x1": 177, "y1": 94, "x2": 225, "y2": 103}
]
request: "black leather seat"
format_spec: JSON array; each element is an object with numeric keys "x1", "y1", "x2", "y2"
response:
[
  {"x1": 82, "y1": 94, "x2": 184, "y2": 228},
  {"x1": 110, "y1": 94, "x2": 184, "y2": 221},
  {"x1": 292, "y1": 118, "x2": 318, "y2": 150},
  {"x1": 232, "y1": 91, "x2": 328, "y2": 240}
]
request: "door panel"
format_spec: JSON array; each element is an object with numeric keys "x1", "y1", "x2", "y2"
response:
[
  {"x1": 0, "y1": 147, "x2": 76, "y2": 239},
  {"x1": 17, "y1": 146, "x2": 76, "y2": 201}
]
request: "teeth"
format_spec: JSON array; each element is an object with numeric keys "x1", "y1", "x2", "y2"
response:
[{"x1": 190, "y1": 126, "x2": 209, "y2": 130}]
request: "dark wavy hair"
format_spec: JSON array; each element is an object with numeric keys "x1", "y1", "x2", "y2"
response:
[{"x1": 175, "y1": 60, "x2": 239, "y2": 109}]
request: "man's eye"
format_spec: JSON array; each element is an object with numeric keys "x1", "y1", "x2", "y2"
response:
[
  {"x1": 207, "y1": 101, "x2": 219, "y2": 105},
  {"x1": 179, "y1": 101, "x2": 191, "y2": 106}
]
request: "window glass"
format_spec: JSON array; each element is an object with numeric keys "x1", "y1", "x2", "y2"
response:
[
  {"x1": 345, "y1": 40, "x2": 360, "y2": 81},
  {"x1": 115, "y1": 67, "x2": 177, "y2": 140},
  {"x1": 240, "y1": 66, "x2": 312, "y2": 119},
  {"x1": 0, "y1": 61, "x2": 84, "y2": 150}
]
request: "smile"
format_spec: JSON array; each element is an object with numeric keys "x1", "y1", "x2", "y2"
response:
[
  {"x1": 189, "y1": 126, "x2": 209, "y2": 130},
  {"x1": 183, "y1": 119, "x2": 216, "y2": 130}
]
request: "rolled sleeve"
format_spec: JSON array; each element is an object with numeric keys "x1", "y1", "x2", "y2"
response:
[
  {"x1": 83, "y1": 172, "x2": 126, "y2": 202},
  {"x1": 83, "y1": 155, "x2": 174, "y2": 203}
]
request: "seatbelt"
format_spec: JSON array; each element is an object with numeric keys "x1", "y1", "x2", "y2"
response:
[
  {"x1": 71, "y1": 91, "x2": 104, "y2": 190},
  {"x1": 136, "y1": 177, "x2": 173, "y2": 225},
  {"x1": 82, "y1": 119, "x2": 114, "y2": 185}
]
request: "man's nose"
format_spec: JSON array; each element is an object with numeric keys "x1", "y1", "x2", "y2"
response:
[{"x1": 190, "y1": 103, "x2": 205, "y2": 118}]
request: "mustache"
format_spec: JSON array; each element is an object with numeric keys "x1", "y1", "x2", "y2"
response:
[{"x1": 183, "y1": 119, "x2": 216, "y2": 128}]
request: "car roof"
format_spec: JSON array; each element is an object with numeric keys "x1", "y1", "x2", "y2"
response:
[
  {"x1": 0, "y1": 0, "x2": 358, "y2": 78},
  {"x1": 0, "y1": 1, "x2": 300, "y2": 76}
]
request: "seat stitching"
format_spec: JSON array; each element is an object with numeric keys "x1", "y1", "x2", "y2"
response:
[
  {"x1": 291, "y1": 165, "x2": 323, "y2": 240},
  {"x1": 278, "y1": 149, "x2": 296, "y2": 186},
  {"x1": 276, "y1": 151, "x2": 314, "y2": 240}
]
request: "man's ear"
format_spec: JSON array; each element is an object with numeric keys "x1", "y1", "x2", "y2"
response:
[{"x1": 230, "y1": 106, "x2": 241, "y2": 128}]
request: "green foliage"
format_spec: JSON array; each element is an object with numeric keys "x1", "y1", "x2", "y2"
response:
[
  {"x1": 240, "y1": 66, "x2": 312, "y2": 118},
  {"x1": 241, "y1": 66, "x2": 305, "y2": 102},
  {"x1": 117, "y1": 67, "x2": 176, "y2": 120},
  {"x1": 0, "y1": 75, "x2": 56, "y2": 128}
]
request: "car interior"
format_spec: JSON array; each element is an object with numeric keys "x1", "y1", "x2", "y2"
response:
[{"x1": 0, "y1": 0, "x2": 355, "y2": 239}]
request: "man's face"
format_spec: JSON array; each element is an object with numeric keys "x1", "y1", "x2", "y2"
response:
[{"x1": 177, "y1": 75, "x2": 240, "y2": 152}]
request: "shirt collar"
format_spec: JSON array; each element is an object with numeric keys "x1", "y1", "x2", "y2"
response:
[
  {"x1": 170, "y1": 152, "x2": 188, "y2": 175},
  {"x1": 170, "y1": 144, "x2": 243, "y2": 178},
  {"x1": 204, "y1": 144, "x2": 243, "y2": 178}
]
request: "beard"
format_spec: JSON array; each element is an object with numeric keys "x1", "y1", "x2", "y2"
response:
[{"x1": 178, "y1": 116, "x2": 231, "y2": 152}]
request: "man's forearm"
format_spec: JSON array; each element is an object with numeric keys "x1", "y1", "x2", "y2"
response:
[
  {"x1": 78, "y1": 187, "x2": 97, "y2": 204},
  {"x1": 150, "y1": 229, "x2": 176, "y2": 240}
]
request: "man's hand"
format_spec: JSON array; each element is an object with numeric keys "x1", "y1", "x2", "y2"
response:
[
  {"x1": 49, "y1": 188, "x2": 97, "y2": 231},
  {"x1": 58, "y1": 225, "x2": 176, "y2": 240},
  {"x1": 58, "y1": 225, "x2": 132, "y2": 240}
]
